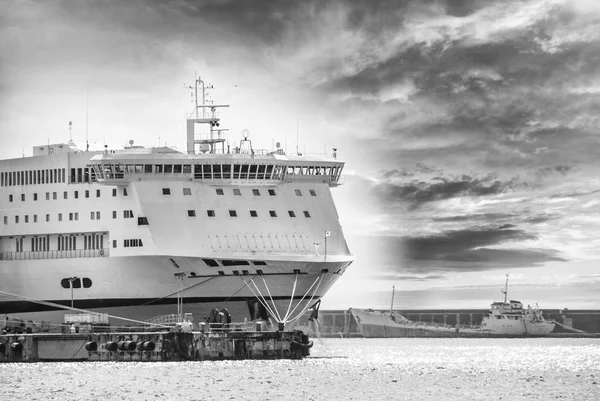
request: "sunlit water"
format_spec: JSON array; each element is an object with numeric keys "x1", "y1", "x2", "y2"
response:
[{"x1": 1, "y1": 338, "x2": 599, "y2": 400}]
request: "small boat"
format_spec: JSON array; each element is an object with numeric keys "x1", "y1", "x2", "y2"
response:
[{"x1": 479, "y1": 275, "x2": 555, "y2": 336}]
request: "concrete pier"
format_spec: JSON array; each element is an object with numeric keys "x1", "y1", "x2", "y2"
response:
[{"x1": 0, "y1": 330, "x2": 312, "y2": 362}]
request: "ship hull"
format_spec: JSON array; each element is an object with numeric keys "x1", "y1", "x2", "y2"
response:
[{"x1": 0, "y1": 255, "x2": 351, "y2": 328}]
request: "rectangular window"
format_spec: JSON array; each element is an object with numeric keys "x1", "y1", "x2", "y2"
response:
[
  {"x1": 112, "y1": 188, "x2": 117, "y2": 197},
  {"x1": 268, "y1": 189, "x2": 276, "y2": 196},
  {"x1": 124, "y1": 239, "x2": 130, "y2": 247},
  {"x1": 74, "y1": 191, "x2": 78, "y2": 199},
  {"x1": 162, "y1": 188, "x2": 171, "y2": 195},
  {"x1": 75, "y1": 212, "x2": 78, "y2": 221},
  {"x1": 164, "y1": 165, "x2": 173, "y2": 173},
  {"x1": 34, "y1": 193, "x2": 37, "y2": 201},
  {"x1": 229, "y1": 210, "x2": 237, "y2": 217},
  {"x1": 269, "y1": 210, "x2": 277, "y2": 217},
  {"x1": 174, "y1": 165, "x2": 182, "y2": 173},
  {"x1": 288, "y1": 211, "x2": 296, "y2": 217},
  {"x1": 183, "y1": 188, "x2": 192, "y2": 196},
  {"x1": 303, "y1": 211, "x2": 311, "y2": 218},
  {"x1": 85, "y1": 190, "x2": 89, "y2": 198},
  {"x1": 96, "y1": 211, "x2": 100, "y2": 220},
  {"x1": 123, "y1": 188, "x2": 128, "y2": 196},
  {"x1": 113, "y1": 211, "x2": 117, "y2": 219},
  {"x1": 207, "y1": 210, "x2": 215, "y2": 217},
  {"x1": 33, "y1": 215, "x2": 37, "y2": 223},
  {"x1": 294, "y1": 189, "x2": 302, "y2": 196},
  {"x1": 53, "y1": 192, "x2": 57, "y2": 200},
  {"x1": 113, "y1": 240, "x2": 117, "y2": 248},
  {"x1": 216, "y1": 188, "x2": 224, "y2": 195},
  {"x1": 46, "y1": 192, "x2": 49, "y2": 200},
  {"x1": 233, "y1": 188, "x2": 241, "y2": 196},
  {"x1": 21, "y1": 194, "x2": 25, "y2": 202},
  {"x1": 46, "y1": 214, "x2": 50, "y2": 222},
  {"x1": 58, "y1": 213, "x2": 62, "y2": 222},
  {"x1": 15, "y1": 215, "x2": 19, "y2": 223},
  {"x1": 9, "y1": 194, "x2": 12, "y2": 202},
  {"x1": 96, "y1": 189, "x2": 101, "y2": 197},
  {"x1": 309, "y1": 189, "x2": 317, "y2": 197},
  {"x1": 250, "y1": 210, "x2": 258, "y2": 217},
  {"x1": 188, "y1": 210, "x2": 196, "y2": 217},
  {"x1": 64, "y1": 191, "x2": 68, "y2": 199},
  {"x1": 25, "y1": 215, "x2": 29, "y2": 223},
  {"x1": 3, "y1": 216, "x2": 7, "y2": 225},
  {"x1": 69, "y1": 213, "x2": 74, "y2": 221},
  {"x1": 252, "y1": 189, "x2": 260, "y2": 196},
  {"x1": 138, "y1": 217, "x2": 149, "y2": 225},
  {"x1": 91, "y1": 212, "x2": 95, "y2": 220}
]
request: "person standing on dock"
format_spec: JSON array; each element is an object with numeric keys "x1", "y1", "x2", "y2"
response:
[{"x1": 181, "y1": 317, "x2": 193, "y2": 333}]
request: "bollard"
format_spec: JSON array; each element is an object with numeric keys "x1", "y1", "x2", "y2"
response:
[
  {"x1": 85, "y1": 341, "x2": 98, "y2": 352},
  {"x1": 105, "y1": 341, "x2": 118, "y2": 352}
]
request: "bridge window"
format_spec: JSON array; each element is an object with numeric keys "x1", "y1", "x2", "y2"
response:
[
  {"x1": 229, "y1": 210, "x2": 237, "y2": 217},
  {"x1": 162, "y1": 188, "x2": 171, "y2": 195},
  {"x1": 233, "y1": 188, "x2": 241, "y2": 196},
  {"x1": 183, "y1": 188, "x2": 192, "y2": 196},
  {"x1": 268, "y1": 189, "x2": 276, "y2": 196},
  {"x1": 207, "y1": 210, "x2": 215, "y2": 217},
  {"x1": 269, "y1": 210, "x2": 277, "y2": 217},
  {"x1": 303, "y1": 211, "x2": 311, "y2": 218},
  {"x1": 294, "y1": 189, "x2": 302, "y2": 196},
  {"x1": 216, "y1": 188, "x2": 224, "y2": 195},
  {"x1": 250, "y1": 210, "x2": 258, "y2": 217},
  {"x1": 252, "y1": 189, "x2": 260, "y2": 196},
  {"x1": 203, "y1": 258, "x2": 219, "y2": 267},
  {"x1": 288, "y1": 211, "x2": 296, "y2": 218},
  {"x1": 309, "y1": 189, "x2": 317, "y2": 197},
  {"x1": 188, "y1": 210, "x2": 196, "y2": 217}
]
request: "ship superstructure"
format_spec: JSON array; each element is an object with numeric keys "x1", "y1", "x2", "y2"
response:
[{"x1": 0, "y1": 77, "x2": 354, "y2": 329}]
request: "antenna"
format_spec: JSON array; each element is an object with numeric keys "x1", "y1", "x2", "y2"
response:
[
  {"x1": 69, "y1": 121, "x2": 72, "y2": 141},
  {"x1": 502, "y1": 274, "x2": 509, "y2": 304},
  {"x1": 86, "y1": 92, "x2": 89, "y2": 151},
  {"x1": 390, "y1": 285, "x2": 395, "y2": 316}
]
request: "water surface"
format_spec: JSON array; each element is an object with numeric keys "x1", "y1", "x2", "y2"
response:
[{"x1": 1, "y1": 338, "x2": 599, "y2": 400}]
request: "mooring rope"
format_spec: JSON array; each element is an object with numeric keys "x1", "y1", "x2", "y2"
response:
[
  {"x1": 260, "y1": 275, "x2": 283, "y2": 322},
  {"x1": 285, "y1": 275, "x2": 324, "y2": 325},
  {"x1": 0, "y1": 289, "x2": 169, "y2": 328},
  {"x1": 282, "y1": 272, "x2": 299, "y2": 323},
  {"x1": 240, "y1": 276, "x2": 280, "y2": 321}
]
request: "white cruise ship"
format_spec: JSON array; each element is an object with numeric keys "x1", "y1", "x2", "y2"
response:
[{"x1": 0, "y1": 78, "x2": 354, "y2": 330}]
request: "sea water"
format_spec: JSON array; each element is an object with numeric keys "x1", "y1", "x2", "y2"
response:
[{"x1": 1, "y1": 338, "x2": 599, "y2": 400}]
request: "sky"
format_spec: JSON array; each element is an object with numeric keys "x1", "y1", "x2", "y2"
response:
[{"x1": 3, "y1": 0, "x2": 600, "y2": 310}]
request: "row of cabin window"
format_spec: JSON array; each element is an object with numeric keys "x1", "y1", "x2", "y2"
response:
[
  {"x1": 2, "y1": 209, "x2": 136, "y2": 224},
  {"x1": 94, "y1": 163, "x2": 342, "y2": 180},
  {"x1": 163, "y1": 187, "x2": 317, "y2": 197},
  {"x1": 12, "y1": 234, "x2": 104, "y2": 252},
  {"x1": 0, "y1": 168, "x2": 67, "y2": 187},
  {"x1": 188, "y1": 209, "x2": 312, "y2": 218},
  {"x1": 8, "y1": 189, "x2": 107, "y2": 203}
]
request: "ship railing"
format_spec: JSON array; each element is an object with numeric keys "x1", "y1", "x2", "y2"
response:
[
  {"x1": 207, "y1": 321, "x2": 255, "y2": 332},
  {"x1": 0, "y1": 248, "x2": 110, "y2": 261}
]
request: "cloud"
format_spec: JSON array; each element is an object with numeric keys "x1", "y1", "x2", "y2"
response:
[{"x1": 371, "y1": 173, "x2": 515, "y2": 209}]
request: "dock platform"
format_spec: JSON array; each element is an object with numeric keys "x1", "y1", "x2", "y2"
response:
[{"x1": 0, "y1": 330, "x2": 313, "y2": 362}]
